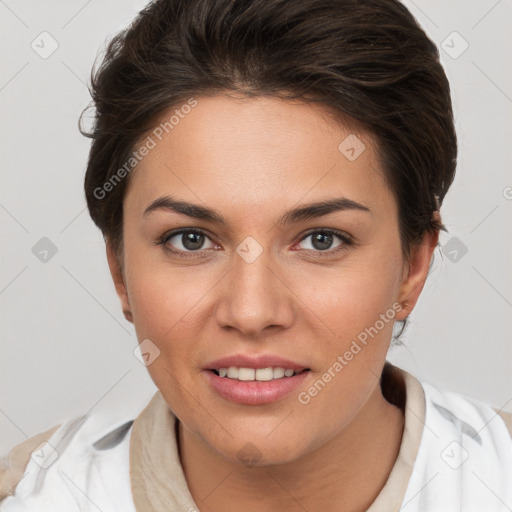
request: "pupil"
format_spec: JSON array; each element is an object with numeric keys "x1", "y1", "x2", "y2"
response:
[
  {"x1": 180, "y1": 232, "x2": 333, "y2": 251},
  {"x1": 183, "y1": 232, "x2": 204, "y2": 250},
  {"x1": 313, "y1": 232, "x2": 332, "y2": 250}
]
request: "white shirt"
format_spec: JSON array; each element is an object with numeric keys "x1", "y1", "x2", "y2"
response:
[{"x1": 1, "y1": 362, "x2": 511, "y2": 511}]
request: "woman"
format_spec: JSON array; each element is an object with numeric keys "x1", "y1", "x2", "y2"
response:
[{"x1": 1, "y1": 0, "x2": 511, "y2": 510}]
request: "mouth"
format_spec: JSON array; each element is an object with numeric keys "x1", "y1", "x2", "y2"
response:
[
  {"x1": 203, "y1": 366, "x2": 312, "y2": 405},
  {"x1": 209, "y1": 367, "x2": 311, "y2": 381},
  {"x1": 202, "y1": 354, "x2": 312, "y2": 404}
]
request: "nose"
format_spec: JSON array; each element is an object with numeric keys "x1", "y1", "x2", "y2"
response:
[{"x1": 214, "y1": 243, "x2": 295, "y2": 337}]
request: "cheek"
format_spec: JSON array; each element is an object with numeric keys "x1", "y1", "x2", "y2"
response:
[
  {"x1": 125, "y1": 232, "x2": 403, "y2": 348},
  {"x1": 295, "y1": 265, "x2": 400, "y2": 426},
  {"x1": 124, "y1": 247, "x2": 210, "y2": 340},
  {"x1": 124, "y1": 259, "x2": 208, "y2": 410},
  {"x1": 300, "y1": 254, "x2": 401, "y2": 339},
  {"x1": 128, "y1": 274, "x2": 184, "y2": 337},
  {"x1": 296, "y1": 246, "x2": 402, "y2": 405}
]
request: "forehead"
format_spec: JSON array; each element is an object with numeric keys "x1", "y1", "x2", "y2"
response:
[{"x1": 124, "y1": 94, "x2": 393, "y2": 220}]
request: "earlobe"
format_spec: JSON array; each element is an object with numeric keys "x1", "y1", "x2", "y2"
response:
[
  {"x1": 105, "y1": 239, "x2": 133, "y2": 323},
  {"x1": 395, "y1": 229, "x2": 439, "y2": 322}
]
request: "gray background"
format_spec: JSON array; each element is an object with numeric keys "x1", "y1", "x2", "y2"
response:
[{"x1": 1, "y1": 0, "x2": 511, "y2": 455}]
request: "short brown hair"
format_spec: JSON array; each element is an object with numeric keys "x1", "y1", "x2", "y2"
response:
[{"x1": 81, "y1": 0, "x2": 456, "y2": 278}]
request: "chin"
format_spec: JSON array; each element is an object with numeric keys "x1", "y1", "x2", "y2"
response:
[{"x1": 209, "y1": 433, "x2": 306, "y2": 468}]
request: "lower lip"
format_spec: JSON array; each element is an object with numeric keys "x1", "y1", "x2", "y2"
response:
[{"x1": 203, "y1": 370, "x2": 311, "y2": 405}]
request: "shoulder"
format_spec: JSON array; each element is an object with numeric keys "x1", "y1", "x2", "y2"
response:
[
  {"x1": 394, "y1": 368, "x2": 512, "y2": 509},
  {"x1": 0, "y1": 424, "x2": 62, "y2": 501},
  {"x1": 389, "y1": 362, "x2": 512, "y2": 442},
  {"x1": 0, "y1": 395, "x2": 155, "y2": 510},
  {"x1": 420, "y1": 378, "x2": 512, "y2": 443}
]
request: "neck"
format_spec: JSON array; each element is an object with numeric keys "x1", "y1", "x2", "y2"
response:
[{"x1": 178, "y1": 377, "x2": 405, "y2": 512}]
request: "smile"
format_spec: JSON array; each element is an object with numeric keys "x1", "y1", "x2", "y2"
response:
[{"x1": 213, "y1": 367, "x2": 308, "y2": 381}]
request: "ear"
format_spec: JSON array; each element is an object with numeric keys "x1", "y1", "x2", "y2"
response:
[
  {"x1": 105, "y1": 238, "x2": 133, "y2": 323},
  {"x1": 395, "y1": 228, "x2": 440, "y2": 321}
]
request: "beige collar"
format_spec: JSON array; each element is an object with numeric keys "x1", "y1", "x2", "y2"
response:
[{"x1": 130, "y1": 362, "x2": 426, "y2": 512}]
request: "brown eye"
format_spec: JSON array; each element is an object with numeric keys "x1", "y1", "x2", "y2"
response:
[
  {"x1": 296, "y1": 230, "x2": 352, "y2": 255},
  {"x1": 160, "y1": 229, "x2": 216, "y2": 254}
]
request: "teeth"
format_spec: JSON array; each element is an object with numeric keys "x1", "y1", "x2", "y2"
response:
[
  {"x1": 216, "y1": 366, "x2": 301, "y2": 381},
  {"x1": 255, "y1": 368, "x2": 274, "y2": 381},
  {"x1": 273, "y1": 367, "x2": 285, "y2": 378},
  {"x1": 238, "y1": 368, "x2": 255, "y2": 381},
  {"x1": 227, "y1": 367, "x2": 239, "y2": 379}
]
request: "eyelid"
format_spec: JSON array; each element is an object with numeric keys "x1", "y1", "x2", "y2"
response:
[
  {"x1": 298, "y1": 228, "x2": 352, "y2": 243},
  {"x1": 158, "y1": 227, "x2": 353, "y2": 257},
  {"x1": 158, "y1": 228, "x2": 217, "y2": 249},
  {"x1": 293, "y1": 228, "x2": 353, "y2": 255}
]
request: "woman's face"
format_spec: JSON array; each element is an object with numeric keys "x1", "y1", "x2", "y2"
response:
[{"x1": 109, "y1": 94, "x2": 429, "y2": 466}]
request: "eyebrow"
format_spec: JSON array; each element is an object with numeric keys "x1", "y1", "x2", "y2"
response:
[{"x1": 143, "y1": 195, "x2": 371, "y2": 225}]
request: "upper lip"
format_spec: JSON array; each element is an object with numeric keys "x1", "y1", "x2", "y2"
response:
[{"x1": 205, "y1": 354, "x2": 310, "y2": 371}]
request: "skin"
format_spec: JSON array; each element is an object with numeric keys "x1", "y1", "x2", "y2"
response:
[{"x1": 106, "y1": 93, "x2": 439, "y2": 511}]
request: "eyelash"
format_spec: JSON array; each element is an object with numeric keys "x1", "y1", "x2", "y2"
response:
[{"x1": 156, "y1": 228, "x2": 353, "y2": 259}]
